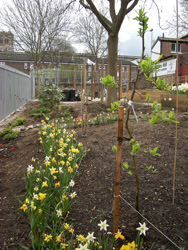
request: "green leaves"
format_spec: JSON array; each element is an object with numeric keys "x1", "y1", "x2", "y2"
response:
[
  {"x1": 148, "y1": 147, "x2": 161, "y2": 157},
  {"x1": 107, "y1": 101, "x2": 121, "y2": 113},
  {"x1": 134, "y1": 8, "x2": 149, "y2": 37},
  {"x1": 139, "y1": 54, "x2": 162, "y2": 75},
  {"x1": 101, "y1": 75, "x2": 118, "y2": 88},
  {"x1": 145, "y1": 93, "x2": 151, "y2": 103},
  {"x1": 123, "y1": 162, "x2": 134, "y2": 175},
  {"x1": 149, "y1": 101, "x2": 179, "y2": 125},
  {"x1": 129, "y1": 139, "x2": 140, "y2": 156},
  {"x1": 112, "y1": 145, "x2": 117, "y2": 154}
]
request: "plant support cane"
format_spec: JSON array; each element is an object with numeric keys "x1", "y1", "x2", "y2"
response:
[{"x1": 113, "y1": 106, "x2": 124, "y2": 234}]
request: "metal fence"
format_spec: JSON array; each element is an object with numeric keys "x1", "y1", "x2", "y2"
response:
[{"x1": 0, "y1": 65, "x2": 34, "y2": 123}]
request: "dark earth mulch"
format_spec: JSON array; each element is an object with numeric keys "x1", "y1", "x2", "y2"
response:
[{"x1": 0, "y1": 100, "x2": 187, "y2": 250}]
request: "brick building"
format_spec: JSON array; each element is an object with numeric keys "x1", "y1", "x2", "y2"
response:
[
  {"x1": 0, "y1": 31, "x2": 14, "y2": 52},
  {"x1": 151, "y1": 34, "x2": 188, "y2": 84}
]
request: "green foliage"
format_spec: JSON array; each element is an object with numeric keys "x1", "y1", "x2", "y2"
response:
[
  {"x1": 107, "y1": 101, "x2": 121, "y2": 113},
  {"x1": 134, "y1": 8, "x2": 149, "y2": 37},
  {"x1": 145, "y1": 93, "x2": 151, "y2": 103},
  {"x1": 148, "y1": 147, "x2": 161, "y2": 157},
  {"x1": 153, "y1": 77, "x2": 173, "y2": 92},
  {"x1": 10, "y1": 117, "x2": 27, "y2": 128},
  {"x1": 38, "y1": 81, "x2": 62, "y2": 108},
  {"x1": 0, "y1": 128, "x2": 19, "y2": 141},
  {"x1": 101, "y1": 75, "x2": 118, "y2": 88},
  {"x1": 112, "y1": 145, "x2": 117, "y2": 154},
  {"x1": 129, "y1": 139, "x2": 140, "y2": 156},
  {"x1": 139, "y1": 54, "x2": 162, "y2": 75},
  {"x1": 29, "y1": 107, "x2": 51, "y2": 118},
  {"x1": 149, "y1": 101, "x2": 179, "y2": 125}
]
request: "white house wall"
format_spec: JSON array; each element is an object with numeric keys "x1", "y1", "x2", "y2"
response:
[{"x1": 151, "y1": 41, "x2": 161, "y2": 61}]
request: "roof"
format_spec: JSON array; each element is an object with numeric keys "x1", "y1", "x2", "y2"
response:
[
  {"x1": 0, "y1": 51, "x2": 140, "y2": 66},
  {"x1": 152, "y1": 36, "x2": 188, "y2": 50}
]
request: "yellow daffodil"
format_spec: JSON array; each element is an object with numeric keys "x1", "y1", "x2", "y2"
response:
[
  {"x1": 56, "y1": 234, "x2": 62, "y2": 242},
  {"x1": 39, "y1": 193, "x2": 47, "y2": 201},
  {"x1": 44, "y1": 234, "x2": 52, "y2": 242},
  {"x1": 42, "y1": 181, "x2": 48, "y2": 187},
  {"x1": 68, "y1": 167, "x2": 73, "y2": 173},
  {"x1": 20, "y1": 204, "x2": 27, "y2": 212}
]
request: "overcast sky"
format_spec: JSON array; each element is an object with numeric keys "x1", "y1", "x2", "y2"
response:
[
  {"x1": 1, "y1": 0, "x2": 177, "y2": 57},
  {"x1": 118, "y1": 0, "x2": 177, "y2": 56}
]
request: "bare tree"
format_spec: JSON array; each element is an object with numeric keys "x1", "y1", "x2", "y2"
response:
[
  {"x1": 0, "y1": 0, "x2": 75, "y2": 67},
  {"x1": 75, "y1": 12, "x2": 108, "y2": 69},
  {"x1": 79, "y1": 0, "x2": 139, "y2": 104},
  {"x1": 166, "y1": 0, "x2": 188, "y2": 37},
  {"x1": 48, "y1": 37, "x2": 76, "y2": 66}
]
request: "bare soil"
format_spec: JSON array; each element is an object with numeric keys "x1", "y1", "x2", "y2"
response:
[{"x1": 0, "y1": 100, "x2": 187, "y2": 250}]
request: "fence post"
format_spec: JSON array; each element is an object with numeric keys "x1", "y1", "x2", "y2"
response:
[
  {"x1": 127, "y1": 67, "x2": 130, "y2": 92},
  {"x1": 83, "y1": 96, "x2": 88, "y2": 136},
  {"x1": 83, "y1": 61, "x2": 87, "y2": 94},
  {"x1": 74, "y1": 68, "x2": 76, "y2": 90},
  {"x1": 98, "y1": 69, "x2": 101, "y2": 98},
  {"x1": 119, "y1": 58, "x2": 122, "y2": 99},
  {"x1": 101, "y1": 60, "x2": 104, "y2": 102},
  {"x1": 93, "y1": 65, "x2": 96, "y2": 99},
  {"x1": 113, "y1": 106, "x2": 124, "y2": 234}
]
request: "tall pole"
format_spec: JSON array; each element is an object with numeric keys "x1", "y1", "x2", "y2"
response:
[{"x1": 173, "y1": 0, "x2": 179, "y2": 205}]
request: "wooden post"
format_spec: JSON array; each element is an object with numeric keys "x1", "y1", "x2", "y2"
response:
[
  {"x1": 98, "y1": 69, "x2": 100, "y2": 98},
  {"x1": 74, "y1": 68, "x2": 76, "y2": 90},
  {"x1": 83, "y1": 96, "x2": 88, "y2": 135},
  {"x1": 94, "y1": 65, "x2": 96, "y2": 99},
  {"x1": 101, "y1": 60, "x2": 104, "y2": 102},
  {"x1": 91, "y1": 65, "x2": 94, "y2": 100},
  {"x1": 127, "y1": 67, "x2": 130, "y2": 92},
  {"x1": 83, "y1": 61, "x2": 87, "y2": 94},
  {"x1": 119, "y1": 58, "x2": 122, "y2": 100},
  {"x1": 113, "y1": 106, "x2": 124, "y2": 234}
]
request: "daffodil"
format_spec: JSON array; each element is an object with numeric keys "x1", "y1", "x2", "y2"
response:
[
  {"x1": 44, "y1": 234, "x2": 52, "y2": 242},
  {"x1": 120, "y1": 241, "x2": 136, "y2": 250},
  {"x1": 98, "y1": 220, "x2": 109, "y2": 231},
  {"x1": 115, "y1": 229, "x2": 124, "y2": 240},
  {"x1": 42, "y1": 181, "x2": 48, "y2": 187},
  {"x1": 56, "y1": 234, "x2": 62, "y2": 242},
  {"x1": 56, "y1": 209, "x2": 62, "y2": 217},
  {"x1": 86, "y1": 232, "x2": 96, "y2": 243},
  {"x1": 39, "y1": 192, "x2": 47, "y2": 201},
  {"x1": 20, "y1": 204, "x2": 27, "y2": 212},
  {"x1": 136, "y1": 222, "x2": 149, "y2": 236}
]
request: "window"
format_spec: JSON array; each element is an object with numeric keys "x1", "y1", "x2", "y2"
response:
[
  {"x1": 0, "y1": 39, "x2": 3, "y2": 44},
  {"x1": 171, "y1": 42, "x2": 181, "y2": 53},
  {"x1": 5, "y1": 39, "x2": 9, "y2": 44},
  {"x1": 24, "y1": 63, "x2": 28, "y2": 69}
]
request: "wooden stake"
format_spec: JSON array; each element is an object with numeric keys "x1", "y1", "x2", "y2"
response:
[
  {"x1": 83, "y1": 96, "x2": 88, "y2": 135},
  {"x1": 127, "y1": 67, "x2": 130, "y2": 92},
  {"x1": 94, "y1": 65, "x2": 96, "y2": 99},
  {"x1": 113, "y1": 106, "x2": 124, "y2": 234},
  {"x1": 83, "y1": 61, "x2": 87, "y2": 94},
  {"x1": 119, "y1": 58, "x2": 122, "y2": 99},
  {"x1": 91, "y1": 65, "x2": 94, "y2": 100},
  {"x1": 74, "y1": 68, "x2": 76, "y2": 90}
]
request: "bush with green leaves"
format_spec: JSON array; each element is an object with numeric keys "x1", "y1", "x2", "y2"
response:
[
  {"x1": 38, "y1": 81, "x2": 62, "y2": 108},
  {"x1": 0, "y1": 127, "x2": 19, "y2": 141},
  {"x1": 10, "y1": 117, "x2": 27, "y2": 128}
]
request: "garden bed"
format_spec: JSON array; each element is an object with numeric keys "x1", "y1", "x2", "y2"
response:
[
  {"x1": 0, "y1": 100, "x2": 188, "y2": 250},
  {"x1": 123, "y1": 89, "x2": 188, "y2": 111}
]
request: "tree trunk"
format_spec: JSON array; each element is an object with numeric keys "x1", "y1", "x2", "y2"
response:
[{"x1": 106, "y1": 34, "x2": 118, "y2": 105}]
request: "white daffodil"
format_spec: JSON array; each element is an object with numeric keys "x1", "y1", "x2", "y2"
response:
[
  {"x1": 98, "y1": 220, "x2": 109, "y2": 231},
  {"x1": 70, "y1": 191, "x2": 77, "y2": 199},
  {"x1": 45, "y1": 156, "x2": 50, "y2": 161},
  {"x1": 69, "y1": 180, "x2": 75, "y2": 187},
  {"x1": 77, "y1": 243, "x2": 89, "y2": 250},
  {"x1": 86, "y1": 232, "x2": 96, "y2": 243},
  {"x1": 136, "y1": 222, "x2": 149, "y2": 236},
  {"x1": 27, "y1": 164, "x2": 34, "y2": 172},
  {"x1": 56, "y1": 209, "x2": 62, "y2": 217}
]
